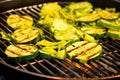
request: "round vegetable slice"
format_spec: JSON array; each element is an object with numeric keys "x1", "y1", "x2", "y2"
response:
[
  {"x1": 107, "y1": 29, "x2": 120, "y2": 40},
  {"x1": 97, "y1": 19, "x2": 120, "y2": 30},
  {"x1": 66, "y1": 41, "x2": 102, "y2": 63},
  {"x1": 10, "y1": 28, "x2": 43, "y2": 44},
  {"x1": 5, "y1": 44, "x2": 39, "y2": 62},
  {"x1": 75, "y1": 13, "x2": 100, "y2": 22},
  {"x1": 7, "y1": 14, "x2": 21, "y2": 29},
  {"x1": 7, "y1": 14, "x2": 33, "y2": 30},
  {"x1": 81, "y1": 27, "x2": 106, "y2": 39},
  {"x1": 51, "y1": 19, "x2": 69, "y2": 32},
  {"x1": 54, "y1": 29, "x2": 79, "y2": 41},
  {"x1": 68, "y1": 1, "x2": 93, "y2": 11},
  {"x1": 98, "y1": 10, "x2": 119, "y2": 20}
]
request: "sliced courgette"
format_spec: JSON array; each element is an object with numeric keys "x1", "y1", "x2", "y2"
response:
[
  {"x1": 10, "y1": 27, "x2": 43, "y2": 44},
  {"x1": 7, "y1": 14, "x2": 33, "y2": 30},
  {"x1": 97, "y1": 19, "x2": 120, "y2": 30},
  {"x1": 75, "y1": 13, "x2": 100, "y2": 22},
  {"x1": 107, "y1": 29, "x2": 120, "y2": 40},
  {"x1": 98, "y1": 10, "x2": 119, "y2": 20},
  {"x1": 5, "y1": 44, "x2": 39, "y2": 62},
  {"x1": 68, "y1": 1, "x2": 93, "y2": 12},
  {"x1": 66, "y1": 41, "x2": 102, "y2": 63},
  {"x1": 51, "y1": 19, "x2": 69, "y2": 32},
  {"x1": 51, "y1": 19, "x2": 80, "y2": 40},
  {"x1": 54, "y1": 29, "x2": 80, "y2": 41},
  {"x1": 81, "y1": 27, "x2": 106, "y2": 39}
]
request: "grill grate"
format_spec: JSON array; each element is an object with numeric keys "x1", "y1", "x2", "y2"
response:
[{"x1": 1, "y1": 3, "x2": 120, "y2": 79}]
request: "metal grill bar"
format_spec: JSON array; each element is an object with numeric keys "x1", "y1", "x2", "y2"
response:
[
  {"x1": 100, "y1": 57, "x2": 118, "y2": 74},
  {"x1": 0, "y1": 21, "x2": 12, "y2": 33},
  {"x1": 1, "y1": 3, "x2": 120, "y2": 79},
  {"x1": 43, "y1": 59, "x2": 70, "y2": 77},
  {"x1": 34, "y1": 59, "x2": 56, "y2": 76},
  {"x1": 26, "y1": 61, "x2": 43, "y2": 74},
  {"x1": 16, "y1": 62, "x2": 28, "y2": 71},
  {"x1": 89, "y1": 62, "x2": 109, "y2": 77},
  {"x1": 53, "y1": 59, "x2": 82, "y2": 78},
  {"x1": 63, "y1": 60, "x2": 92, "y2": 78}
]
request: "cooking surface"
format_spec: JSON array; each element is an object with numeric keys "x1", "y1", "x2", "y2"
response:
[{"x1": 1, "y1": 1, "x2": 120, "y2": 79}]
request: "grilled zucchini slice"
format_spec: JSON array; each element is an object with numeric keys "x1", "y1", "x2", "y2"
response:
[
  {"x1": 81, "y1": 27, "x2": 106, "y2": 39},
  {"x1": 98, "y1": 10, "x2": 119, "y2": 20},
  {"x1": 66, "y1": 41, "x2": 102, "y2": 63},
  {"x1": 107, "y1": 29, "x2": 120, "y2": 40},
  {"x1": 97, "y1": 19, "x2": 120, "y2": 30},
  {"x1": 5, "y1": 44, "x2": 39, "y2": 62},
  {"x1": 75, "y1": 13, "x2": 100, "y2": 22},
  {"x1": 7, "y1": 14, "x2": 33, "y2": 30},
  {"x1": 52, "y1": 19, "x2": 80, "y2": 40},
  {"x1": 10, "y1": 28, "x2": 43, "y2": 44}
]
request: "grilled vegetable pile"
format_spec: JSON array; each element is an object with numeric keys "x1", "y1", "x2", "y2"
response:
[
  {"x1": 1, "y1": 15, "x2": 44, "y2": 62},
  {"x1": 1, "y1": 1, "x2": 120, "y2": 63}
]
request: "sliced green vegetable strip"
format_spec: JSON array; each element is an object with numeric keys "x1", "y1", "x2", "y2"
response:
[
  {"x1": 37, "y1": 39, "x2": 67, "y2": 60},
  {"x1": 0, "y1": 31, "x2": 10, "y2": 41},
  {"x1": 39, "y1": 47, "x2": 66, "y2": 60},
  {"x1": 76, "y1": 30, "x2": 97, "y2": 42}
]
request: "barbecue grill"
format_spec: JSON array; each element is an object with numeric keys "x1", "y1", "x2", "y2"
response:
[{"x1": 0, "y1": 0, "x2": 120, "y2": 79}]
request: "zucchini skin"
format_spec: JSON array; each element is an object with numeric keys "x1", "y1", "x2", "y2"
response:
[
  {"x1": 5, "y1": 44, "x2": 39, "y2": 62},
  {"x1": 9, "y1": 51, "x2": 39, "y2": 62}
]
